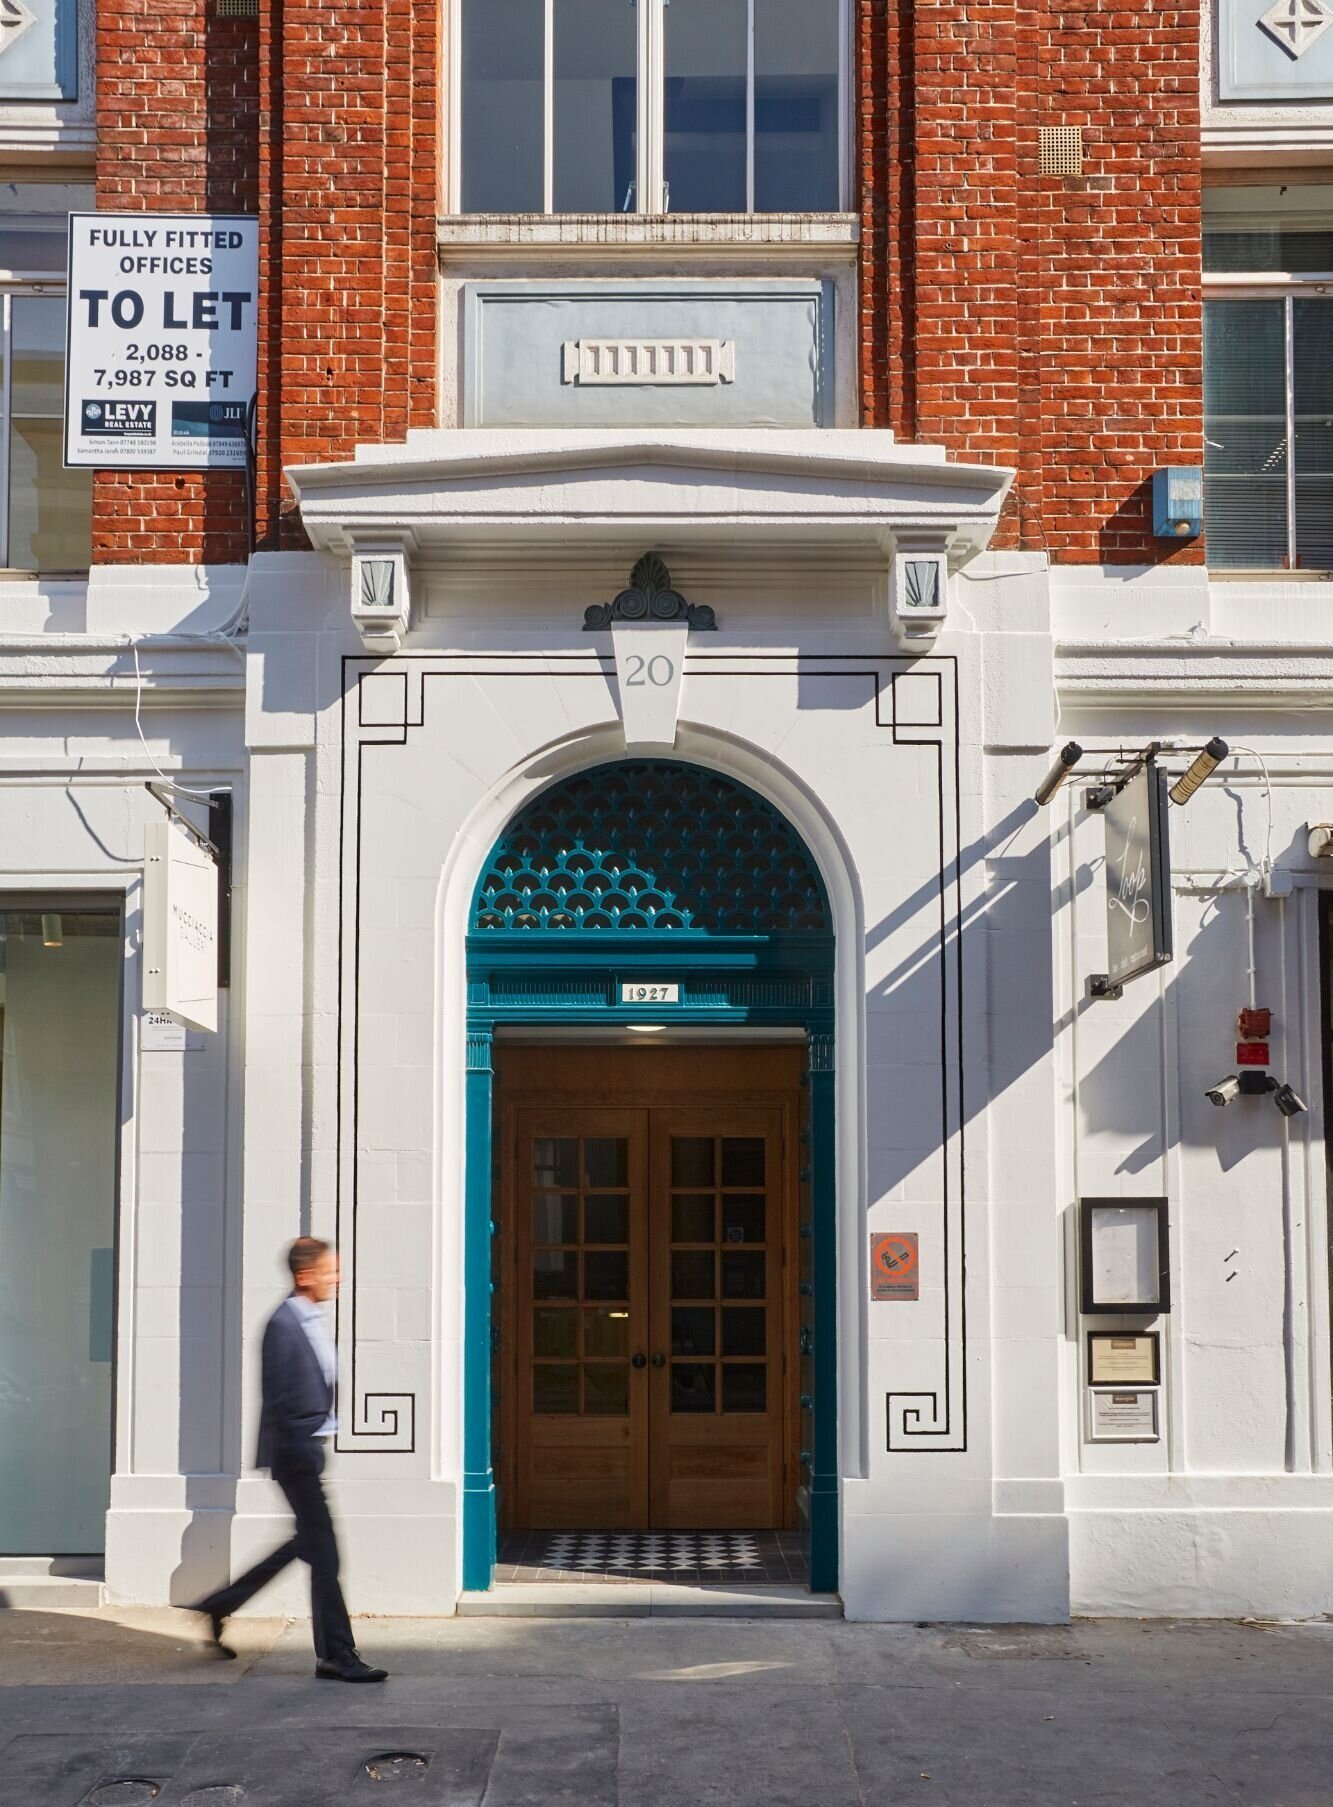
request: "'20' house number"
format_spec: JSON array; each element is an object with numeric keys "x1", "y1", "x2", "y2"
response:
[
  {"x1": 624, "y1": 653, "x2": 675, "y2": 687},
  {"x1": 621, "y1": 983, "x2": 681, "y2": 1004}
]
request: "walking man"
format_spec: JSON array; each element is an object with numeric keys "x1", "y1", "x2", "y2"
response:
[{"x1": 192, "y1": 1237, "x2": 387, "y2": 1681}]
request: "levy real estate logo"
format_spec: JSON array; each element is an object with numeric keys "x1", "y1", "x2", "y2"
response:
[{"x1": 80, "y1": 397, "x2": 157, "y2": 437}]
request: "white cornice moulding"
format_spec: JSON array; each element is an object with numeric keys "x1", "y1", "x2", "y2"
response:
[
  {"x1": 437, "y1": 213, "x2": 860, "y2": 261},
  {"x1": 288, "y1": 429, "x2": 1014, "y2": 572},
  {"x1": 1203, "y1": 126, "x2": 1333, "y2": 160},
  {"x1": 1056, "y1": 642, "x2": 1333, "y2": 708}
]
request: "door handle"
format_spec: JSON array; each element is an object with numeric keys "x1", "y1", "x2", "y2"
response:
[
  {"x1": 651, "y1": 1353, "x2": 666, "y2": 1369},
  {"x1": 632, "y1": 1353, "x2": 647, "y2": 1369}
]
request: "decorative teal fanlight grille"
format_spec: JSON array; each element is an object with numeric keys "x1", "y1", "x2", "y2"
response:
[{"x1": 472, "y1": 761, "x2": 830, "y2": 934}]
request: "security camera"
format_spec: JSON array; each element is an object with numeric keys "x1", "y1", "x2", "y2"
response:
[
  {"x1": 1206, "y1": 1075, "x2": 1241, "y2": 1107},
  {"x1": 1273, "y1": 1083, "x2": 1307, "y2": 1118}
]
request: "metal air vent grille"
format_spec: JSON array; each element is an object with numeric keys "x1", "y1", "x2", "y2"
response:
[{"x1": 1039, "y1": 126, "x2": 1084, "y2": 176}]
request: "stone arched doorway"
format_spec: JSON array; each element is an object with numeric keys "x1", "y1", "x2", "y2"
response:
[{"x1": 462, "y1": 759, "x2": 838, "y2": 1593}]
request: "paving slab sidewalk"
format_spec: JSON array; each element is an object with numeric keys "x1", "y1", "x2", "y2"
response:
[{"x1": 0, "y1": 1608, "x2": 1330, "y2": 1806}]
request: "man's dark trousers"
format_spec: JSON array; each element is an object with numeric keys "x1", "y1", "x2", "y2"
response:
[{"x1": 198, "y1": 1444, "x2": 353, "y2": 1662}]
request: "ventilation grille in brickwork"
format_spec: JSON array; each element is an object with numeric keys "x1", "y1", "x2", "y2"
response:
[
  {"x1": 1039, "y1": 126, "x2": 1084, "y2": 176},
  {"x1": 472, "y1": 760, "x2": 830, "y2": 934},
  {"x1": 215, "y1": 0, "x2": 259, "y2": 17}
]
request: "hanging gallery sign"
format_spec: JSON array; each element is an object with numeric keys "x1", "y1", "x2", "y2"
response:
[
  {"x1": 143, "y1": 820, "x2": 219, "y2": 1032},
  {"x1": 1089, "y1": 755, "x2": 1173, "y2": 997},
  {"x1": 63, "y1": 213, "x2": 258, "y2": 470}
]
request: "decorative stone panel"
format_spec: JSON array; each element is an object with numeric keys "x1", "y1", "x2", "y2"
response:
[
  {"x1": 1219, "y1": 0, "x2": 1333, "y2": 97},
  {"x1": 0, "y1": 0, "x2": 77, "y2": 98},
  {"x1": 462, "y1": 280, "x2": 832, "y2": 429}
]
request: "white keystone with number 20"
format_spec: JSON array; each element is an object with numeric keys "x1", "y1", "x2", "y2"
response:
[{"x1": 610, "y1": 623, "x2": 689, "y2": 752}]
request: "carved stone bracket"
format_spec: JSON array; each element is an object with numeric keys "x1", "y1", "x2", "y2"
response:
[{"x1": 584, "y1": 553, "x2": 718, "y2": 632}]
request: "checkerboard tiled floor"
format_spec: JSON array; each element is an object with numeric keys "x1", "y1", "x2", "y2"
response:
[{"x1": 495, "y1": 1530, "x2": 809, "y2": 1586}]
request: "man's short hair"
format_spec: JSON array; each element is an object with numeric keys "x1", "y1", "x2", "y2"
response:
[{"x1": 288, "y1": 1236, "x2": 332, "y2": 1279}]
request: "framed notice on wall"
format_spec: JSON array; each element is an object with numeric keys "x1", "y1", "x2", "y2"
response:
[
  {"x1": 1080, "y1": 1199, "x2": 1170, "y2": 1316},
  {"x1": 1088, "y1": 1332, "x2": 1160, "y2": 1387},
  {"x1": 1088, "y1": 1388, "x2": 1160, "y2": 1443}
]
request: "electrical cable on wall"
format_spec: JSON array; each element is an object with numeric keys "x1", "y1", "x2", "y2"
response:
[{"x1": 129, "y1": 396, "x2": 258, "y2": 804}]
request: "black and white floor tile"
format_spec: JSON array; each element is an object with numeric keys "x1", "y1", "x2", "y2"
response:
[{"x1": 496, "y1": 1530, "x2": 809, "y2": 1586}]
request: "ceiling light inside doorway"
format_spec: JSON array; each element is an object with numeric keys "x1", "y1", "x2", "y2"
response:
[
  {"x1": 41, "y1": 912, "x2": 62, "y2": 948},
  {"x1": 627, "y1": 1023, "x2": 666, "y2": 1033}
]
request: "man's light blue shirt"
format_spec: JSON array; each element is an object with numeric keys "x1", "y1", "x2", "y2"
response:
[{"x1": 288, "y1": 1293, "x2": 339, "y2": 1438}]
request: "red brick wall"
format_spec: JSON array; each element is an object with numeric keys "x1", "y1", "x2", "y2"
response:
[
  {"x1": 96, "y1": 0, "x2": 1194, "y2": 567},
  {"x1": 266, "y1": 0, "x2": 440, "y2": 550},
  {"x1": 94, "y1": 0, "x2": 259, "y2": 563},
  {"x1": 93, "y1": 0, "x2": 439, "y2": 563},
  {"x1": 861, "y1": 0, "x2": 1205, "y2": 564}
]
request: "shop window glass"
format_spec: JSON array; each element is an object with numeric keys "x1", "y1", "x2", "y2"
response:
[
  {"x1": 1203, "y1": 182, "x2": 1333, "y2": 274},
  {"x1": 460, "y1": 0, "x2": 545, "y2": 213},
  {"x1": 1203, "y1": 297, "x2": 1333, "y2": 571},
  {"x1": 459, "y1": 0, "x2": 845, "y2": 214},
  {"x1": 663, "y1": 0, "x2": 747, "y2": 213},
  {"x1": 9, "y1": 297, "x2": 91, "y2": 573},
  {"x1": 553, "y1": 0, "x2": 638, "y2": 212},
  {"x1": 0, "y1": 907, "x2": 121, "y2": 1553},
  {"x1": 0, "y1": 184, "x2": 94, "y2": 573},
  {"x1": 1204, "y1": 188, "x2": 1333, "y2": 571},
  {"x1": 754, "y1": 0, "x2": 840, "y2": 211}
]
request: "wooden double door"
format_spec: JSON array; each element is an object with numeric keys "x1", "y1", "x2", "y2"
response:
[{"x1": 496, "y1": 1045, "x2": 802, "y2": 1530}]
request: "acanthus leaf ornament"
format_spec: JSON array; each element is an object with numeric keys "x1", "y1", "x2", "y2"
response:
[{"x1": 584, "y1": 553, "x2": 718, "y2": 631}]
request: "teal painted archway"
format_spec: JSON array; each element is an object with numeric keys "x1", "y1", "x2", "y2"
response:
[{"x1": 462, "y1": 759, "x2": 838, "y2": 1592}]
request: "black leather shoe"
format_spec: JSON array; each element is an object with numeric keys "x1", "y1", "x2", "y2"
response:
[
  {"x1": 190, "y1": 1604, "x2": 236, "y2": 1659},
  {"x1": 315, "y1": 1652, "x2": 388, "y2": 1683}
]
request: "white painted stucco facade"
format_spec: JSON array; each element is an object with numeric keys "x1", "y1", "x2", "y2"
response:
[{"x1": 2, "y1": 430, "x2": 1331, "y2": 1622}]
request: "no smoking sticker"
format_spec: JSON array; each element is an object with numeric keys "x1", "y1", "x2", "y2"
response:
[{"x1": 870, "y1": 1232, "x2": 920, "y2": 1301}]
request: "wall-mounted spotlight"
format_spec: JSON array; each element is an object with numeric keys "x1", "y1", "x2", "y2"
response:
[
  {"x1": 1169, "y1": 737, "x2": 1229, "y2": 807},
  {"x1": 1034, "y1": 741, "x2": 1084, "y2": 806}
]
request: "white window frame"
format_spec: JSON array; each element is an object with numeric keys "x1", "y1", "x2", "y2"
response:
[
  {"x1": 446, "y1": 0, "x2": 853, "y2": 216},
  {"x1": 1203, "y1": 268, "x2": 1333, "y2": 573}
]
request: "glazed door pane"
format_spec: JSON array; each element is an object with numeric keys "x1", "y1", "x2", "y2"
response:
[
  {"x1": 505, "y1": 1054, "x2": 798, "y2": 1535},
  {"x1": 648, "y1": 1111, "x2": 788, "y2": 1528},
  {"x1": 514, "y1": 1109, "x2": 649, "y2": 1527}
]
